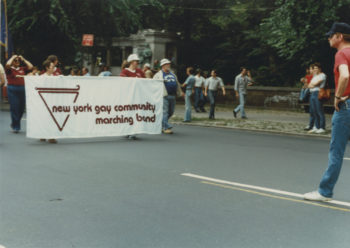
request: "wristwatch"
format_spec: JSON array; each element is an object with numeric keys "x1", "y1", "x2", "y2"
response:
[{"x1": 335, "y1": 96, "x2": 341, "y2": 100}]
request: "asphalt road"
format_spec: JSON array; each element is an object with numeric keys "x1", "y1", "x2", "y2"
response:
[{"x1": 1, "y1": 111, "x2": 350, "y2": 248}]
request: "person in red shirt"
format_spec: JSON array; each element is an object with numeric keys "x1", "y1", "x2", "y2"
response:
[
  {"x1": 40, "y1": 55, "x2": 62, "y2": 76},
  {"x1": 119, "y1": 54, "x2": 145, "y2": 140},
  {"x1": 5, "y1": 55, "x2": 33, "y2": 133},
  {"x1": 304, "y1": 22, "x2": 350, "y2": 202},
  {"x1": 120, "y1": 54, "x2": 145, "y2": 78}
]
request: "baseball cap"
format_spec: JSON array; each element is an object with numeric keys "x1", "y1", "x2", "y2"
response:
[
  {"x1": 127, "y1": 54, "x2": 140, "y2": 62},
  {"x1": 144, "y1": 63, "x2": 151, "y2": 68},
  {"x1": 160, "y1": 59, "x2": 171, "y2": 66},
  {"x1": 326, "y1": 22, "x2": 350, "y2": 36}
]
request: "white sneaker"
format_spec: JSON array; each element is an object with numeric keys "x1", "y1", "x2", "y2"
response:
[
  {"x1": 304, "y1": 191, "x2": 331, "y2": 202},
  {"x1": 315, "y1": 128, "x2": 326, "y2": 134},
  {"x1": 307, "y1": 127, "x2": 317, "y2": 133}
]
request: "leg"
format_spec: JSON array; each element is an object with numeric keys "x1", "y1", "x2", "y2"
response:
[
  {"x1": 194, "y1": 88, "x2": 199, "y2": 111},
  {"x1": 208, "y1": 90, "x2": 215, "y2": 119},
  {"x1": 318, "y1": 106, "x2": 350, "y2": 197},
  {"x1": 318, "y1": 100, "x2": 326, "y2": 129},
  {"x1": 240, "y1": 93, "x2": 246, "y2": 118},
  {"x1": 184, "y1": 91, "x2": 192, "y2": 121},
  {"x1": 7, "y1": 85, "x2": 21, "y2": 131},
  {"x1": 310, "y1": 92, "x2": 320, "y2": 129},
  {"x1": 162, "y1": 96, "x2": 170, "y2": 130}
]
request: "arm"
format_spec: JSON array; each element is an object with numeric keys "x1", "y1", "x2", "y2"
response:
[
  {"x1": 5, "y1": 55, "x2": 17, "y2": 69},
  {"x1": 220, "y1": 78, "x2": 226, "y2": 96},
  {"x1": 234, "y1": 76, "x2": 239, "y2": 97},
  {"x1": 19, "y1": 56, "x2": 33, "y2": 70},
  {"x1": 175, "y1": 75, "x2": 185, "y2": 97},
  {"x1": 247, "y1": 71, "x2": 254, "y2": 86},
  {"x1": 334, "y1": 64, "x2": 350, "y2": 111},
  {"x1": 0, "y1": 72, "x2": 5, "y2": 86},
  {"x1": 222, "y1": 86, "x2": 226, "y2": 96},
  {"x1": 308, "y1": 79, "x2": 323, "y2": 88}
]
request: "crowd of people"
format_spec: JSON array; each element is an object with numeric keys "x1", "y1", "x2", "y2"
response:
[{"x1": 0, "y1": 51, "x2": 255, "y2": 138}]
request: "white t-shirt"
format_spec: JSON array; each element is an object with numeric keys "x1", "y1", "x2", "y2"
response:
[
  {"x1": 310, "y1": 73, "x2": 326, "y2": 92},
  {"x1": 194, "y1": 75, "x2": 205, "y2": 87}
]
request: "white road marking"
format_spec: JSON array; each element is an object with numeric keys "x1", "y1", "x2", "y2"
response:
[
  {"x1": 181, "y1": 173, "x2": 350, "y2": 208},
  {"x1": 344, "y1": 157, "x2": 350, "y2": 161}
]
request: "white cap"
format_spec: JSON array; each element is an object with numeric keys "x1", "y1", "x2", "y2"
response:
[
  {"x1": 144, "y1": 63, "x2": 151, "y2": 68},
  {"x1": 127, "y1": 54, "x2": 140, "y2": 62},
  {"x1": 160, "y1": 58, "x2": 171, "y2": 66}
]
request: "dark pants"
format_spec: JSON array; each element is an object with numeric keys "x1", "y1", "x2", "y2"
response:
[
  {"x1": 7, "y1": 85, "x2": 26, "y2": 131},
  {"x1": 194, "y1": 87, "x2": 205, "y2": 110},
  {"x1": 208, "y1": 90, "x2": 217, "y2": 119},
  {"x1": 310, "y1": 91, "x2": 325, "y2": 129}
]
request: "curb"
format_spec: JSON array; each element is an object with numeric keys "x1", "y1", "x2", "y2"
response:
[{"x1": 172, "y1": 121, "x2": 332, "y2": 140}]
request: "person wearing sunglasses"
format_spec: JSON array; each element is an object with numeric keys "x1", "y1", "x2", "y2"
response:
[{"x1": 5, "y1": 55, "x2": 33, "y2": 133}]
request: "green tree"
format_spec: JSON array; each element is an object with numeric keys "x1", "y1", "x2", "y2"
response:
[
  {"x1": 7, "y1": 0, "x2": 162, "y2": 68},
  {"x1": 259, "y1": 0, "x2": 350, "y2": 86}
]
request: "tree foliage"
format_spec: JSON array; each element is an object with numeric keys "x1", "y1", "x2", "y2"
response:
[
  {"x1": 6, "y1": 0, "x2": 350, "y2": 85},
  {"x1": 7, "y1": 0, "x2": 162, "y2": 66}
]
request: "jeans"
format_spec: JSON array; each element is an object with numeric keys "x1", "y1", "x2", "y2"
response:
[
  {"x1": 234, "y1": 92, "x2": 246, "y2": 118},
  {"x1": 208, "y1": 90, "x2": 217, "y2": 118},
  {"x1": 163, "y1": 95, "x2": 176, "y2": 130},
  {"x1": 184, "y1": 90, "x2": 192, "y2": 121},
  {"x1": 318, "y1": 99, "x2": 350, "y2": 197},
  {"x1": 310, "y1": 91, "x2": 325, "y2": 129},
  {"x1": 194, "y1": 87, "x2": 204, "y2": 110},
  {"x1": 7, "y1": 85, "x2": 26, "y2": 131}
]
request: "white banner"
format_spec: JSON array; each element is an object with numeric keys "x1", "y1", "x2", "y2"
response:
[{"x1": 25, "y1": 76, "x2": 163, "y2": 139}]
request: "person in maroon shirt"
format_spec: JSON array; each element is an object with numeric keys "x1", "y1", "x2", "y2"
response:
[
  {"x1": 304, "y1": 22, "x2": 350, "y2": 201},
  {"x1": 5, "y1": 55, "x2": 33, "y2": 133},
  {"x1": 120, "y1": 54, "x2": 145, "y2": 140},
  {"x1": 120, "y1": 54, "x2": 145, "y2": 78},
  {"x1": 40, "y1": 55, "x2": 62, "y2": 76}
]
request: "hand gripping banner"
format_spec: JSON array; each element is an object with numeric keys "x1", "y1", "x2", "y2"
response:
[{"x1": 25, "y1": 76, "x2": 163, "y2": 139}]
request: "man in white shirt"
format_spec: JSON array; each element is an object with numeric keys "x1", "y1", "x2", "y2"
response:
[{"x1": 204, "y1": 70, "x2": 226, "y2": 119}]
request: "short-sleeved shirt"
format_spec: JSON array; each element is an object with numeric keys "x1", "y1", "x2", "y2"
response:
[
  {"x1": 99, "y1": 71, "x2": 112, "y2": 77},
  {"x1": 234, "y1": 74, "x2": 251, "y2": 94},
  {"x1": 207, "y1": 76, "x2": 224, "y2": 91},
  {"x1": 120, "y1": 68, "x2": 145, "y2": 78},
  {"x1": 194, "y1": 75, "x2": 206, "y2": 88},
  {"x1": 310, "y1": 73, "x2": 326, "y2": 92},
  {"x1": 184, "y1": 75, "x2": 196, "y2": 90},
  {"x1": 334, "y1": 47, "x2": 350, "y2": 96},
  {"x1": 6, "y1": 66, "x2": 28, "y2": 86}
]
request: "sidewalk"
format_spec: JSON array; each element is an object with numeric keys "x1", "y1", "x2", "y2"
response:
[
  {"x1": 171, "y1": 104, "x2": 333, "y2": 138},
  {"x1": 1, "y1": 100, "x2": 333, "y2": 138}
]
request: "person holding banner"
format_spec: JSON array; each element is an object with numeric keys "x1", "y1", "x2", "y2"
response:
[
  {"x1": 39, "y1": 60, "x2": 58, "y2": 143},
  {"x1": 47, "y1": 55, "x2": 62, "y2": 76},
  {"x1": 153, "y1": 58, "x2": 184, "y2": 134},
  {"x1": 5, "y1": 55, "x2": 33, "y2": 133},
  {"x1": 120, "y1": 54, "x2": 145, "y2": 139},
  {"x1": 120, "y1": 54, "x2": 145, "y2": 78}
]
